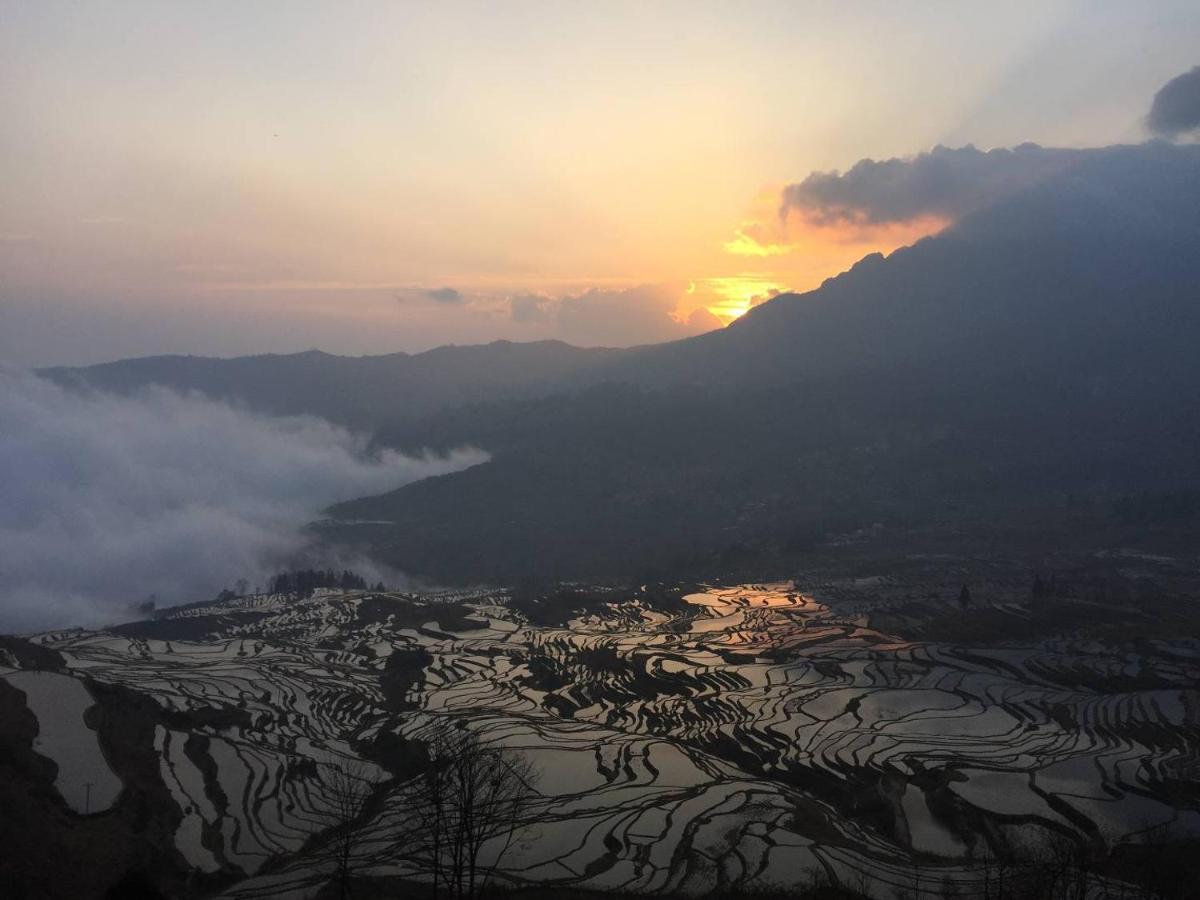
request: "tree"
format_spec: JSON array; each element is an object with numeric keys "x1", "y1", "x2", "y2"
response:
[
  {"x1": 958, "y1": 584, "x2": 972, "y2": 613},
  {"x1": 409, "y1": 722, "x2": 538, "y2": 899},
  {"x1": 268, "y1": 568, "x2": 372, "y2": 598},
  {"x1": 307, "y1": 757, "x2": 384, "y2": 900}
]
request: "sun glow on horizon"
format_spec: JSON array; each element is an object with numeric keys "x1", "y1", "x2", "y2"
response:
[
  {"x1": 6, "y1": 3, "x2": 1190, "y2": 366},
  {"x1": 699, "y1": 275, "x2": 786, "y2": 324}
]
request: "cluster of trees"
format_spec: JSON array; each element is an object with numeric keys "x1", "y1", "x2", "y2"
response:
[
  {"x1": 211, "y1": 569, "x2": 387, "y2": 605},
  {"x1": 268, "y1": 569, "x2": 384, "y2": 598},
  {"x1": 309, "y1": 722, "x2": 539, "y2": 900}
]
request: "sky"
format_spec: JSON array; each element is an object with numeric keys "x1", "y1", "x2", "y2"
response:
[{"x1": 3, "y1": 1, "x2": 1200, "y2": 366}]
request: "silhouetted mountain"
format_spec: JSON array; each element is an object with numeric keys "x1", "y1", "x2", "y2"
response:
[
  {"x1": 39, "y1": 340, "x2": 621, "y2": 430},
  {"x1": 616, "y1": 142, "x2": 1200, "y2": 388},
  {"x1": 320, "y1": 143, "x2": 1200, "y2": 579}
]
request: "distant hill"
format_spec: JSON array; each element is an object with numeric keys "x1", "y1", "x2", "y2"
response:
[{"x1": 39, "y1": 339, "x2": 622, "y2": 430}]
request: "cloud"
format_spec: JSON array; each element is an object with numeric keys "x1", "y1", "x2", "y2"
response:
[
  {"x1": 1147, "y1": 65, "x2": 1200, "y2": 137},
  {"x1": 723, "y1": 223, "x2": 797, "y2": 257},
  {"x1": 426, "y1": 286, "x2": 464, "y2": 303},
  {"x1": 694, "y1": 276, "x2": 784, "y2": 323},
  {"x1": 507, "y1": 284, "x2": 719, "y2": 347},
  {"x1": 780, "y1": 144, "x2": 1079, "y2": 226},
  {"x1": 0, "y1": 370, "x2": 486, "y2": 632},
  {"x1": 685, "y1": 307, "x2": 725, "y2": 331},
  {"x1": 509, "y1": 294, "x2": 552, "y2": 324}
]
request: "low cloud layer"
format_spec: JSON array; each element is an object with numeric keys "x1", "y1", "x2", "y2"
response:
[
  {"x1": 0, "y1": 370, "x2": 486, "y2": 633},
  {"x1": 1147, "y1": 65, "x2": 1200, "y2": 137},
  {"x1": 426, "y1": 286, "x2": 464, "y2": 304},
  {"x1": 781, "y1": 144, "x2": 1079, "y2": 227},
  {"x1": 508, "y1": 284, "x2": 721, "y2": 347}
]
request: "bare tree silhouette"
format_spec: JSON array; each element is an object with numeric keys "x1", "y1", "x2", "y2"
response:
[
  {"x1": 408, "y1": 721, "x2": 538, "y2": 899},
  {"x1": 307, "y1": 756, "x2": 384, "y2": 900}
]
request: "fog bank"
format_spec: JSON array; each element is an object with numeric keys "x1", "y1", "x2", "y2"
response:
[{"x1": 0, "y1": 369, "x2": 485, "y2": 633}]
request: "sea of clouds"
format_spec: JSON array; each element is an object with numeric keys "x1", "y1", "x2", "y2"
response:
[{"x1": 0, "y1": 368, "x2": 486, "y2": 633}]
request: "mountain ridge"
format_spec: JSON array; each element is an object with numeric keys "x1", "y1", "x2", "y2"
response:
[
  {"x1": 318, "y1": 142, "x2": 1200, "y2": 579},
  {"x1": 39, "y1": 338, "x2": 624, "y2": 430}
]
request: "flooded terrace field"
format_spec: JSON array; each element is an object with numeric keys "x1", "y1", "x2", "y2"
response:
[{"x1": 7, "y1": 580, "x2": 1198, "y2": 898}]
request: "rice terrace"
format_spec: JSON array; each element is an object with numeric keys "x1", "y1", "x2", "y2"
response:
[{"x1": 5, "y1": 565, "x2": 1198, "y2": 898}]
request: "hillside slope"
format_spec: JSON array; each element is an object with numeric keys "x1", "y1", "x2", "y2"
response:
[{"x1": 323, "y1": 143, "x2": 1200, "y2": 579}]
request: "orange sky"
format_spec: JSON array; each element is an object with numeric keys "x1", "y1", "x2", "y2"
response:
[
  {"x1": 687, "y1": 208, "x2": 949, "y2": 324},
  {"x1": 2, "y1": 3, "x2": 1198, "y2": 365}
]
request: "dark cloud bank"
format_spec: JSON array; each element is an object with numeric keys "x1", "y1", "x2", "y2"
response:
[
  {"x1": 0, "y1": 370, "x2": 485, "y2": 633},
  {"x1": 781, "y1": 143, "x2": 1081, "y2": 225},
  {"x1": 1147, "y1": 64, "x2": 1200, "y2": 137},
  {"x1": 426, "y1": 286, "x2": 464, "y2": 303},
  {"x1": 783, "y1": 65, "x2": 1200, "y2": 228},
  {"x1": 778, "y1": 140, "x2": 1200, "y2": 258}
]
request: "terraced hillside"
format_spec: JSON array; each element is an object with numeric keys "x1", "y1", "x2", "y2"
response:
[{"x1": 3, "y1": 583, "x2": 1199, "y2": 898}]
